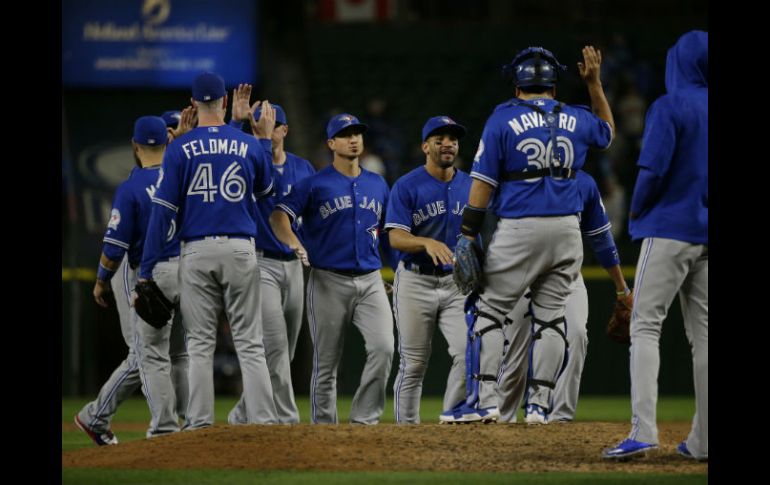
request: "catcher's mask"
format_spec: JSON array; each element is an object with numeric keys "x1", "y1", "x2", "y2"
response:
[{"x1": 502, "y1": 47, "x2": 567, "y2": 88}]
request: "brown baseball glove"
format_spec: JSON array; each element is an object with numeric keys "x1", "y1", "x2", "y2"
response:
[{"x1": 606, "y1": 292, "x2": 633, "y2": 344}]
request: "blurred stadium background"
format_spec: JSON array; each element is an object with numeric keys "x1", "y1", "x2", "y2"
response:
[{"x1": 62, "y1": 0, "x2": 707, "y2": 402}]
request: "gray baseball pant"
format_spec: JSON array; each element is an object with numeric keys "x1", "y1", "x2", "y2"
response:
[
  {"x1": 497, "y1": 275, "x2": 588, "y2": 422},
  {"x1": 179, "y1": 237, "x2": 277, "y2": 429},
  {"x1": 473, "y1": 216, "x2": 583, "y2": 411},
  {"x1": 228, "y1": 255, "x2": 304, "y2": 424},
  {"x1": 392, "y1": 263, "x2": 466, "y2": 423},
  {"x1": 306, "y1": 268, "x2": 394, "y2": 424},
  {"x1": 628, "y1": 237, "x2": 708, "y2": 460}
]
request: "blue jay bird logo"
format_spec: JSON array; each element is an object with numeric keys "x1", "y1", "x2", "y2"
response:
[{"x1": 367, "y1": 224, "x2": 379, "y2": 246}]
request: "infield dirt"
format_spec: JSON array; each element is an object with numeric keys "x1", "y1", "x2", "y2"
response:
[{"x1": 63, "y1": 421, "x2": 707, "y2": 474}]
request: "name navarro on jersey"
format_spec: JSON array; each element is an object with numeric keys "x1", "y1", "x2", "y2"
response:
[
  {"x1": 180, "y1": 139, "x2": 249, "y2": 159},
  {"x1": 413, "y1": 200, "x2": 465, "y2": 226},
  {"x1": 319, "y1": 196, "x2": 383, "y2": 219},
  {"x1": 507, "y1": 112, "x2": 577, "y2": 136}
]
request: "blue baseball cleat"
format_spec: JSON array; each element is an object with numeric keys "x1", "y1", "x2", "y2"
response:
[
  {"x1": 524, "y1": 404, "x2": 547, "y2": 425},
  {"x1": 439, "y1": 403, "x2": 499, "y2": 424},
  {"x1": 602, "y1": 439, "x2": 657, "y2": 460},
  {"x1": 677, "y1": 441, "x2": 708, "y2": 462}
]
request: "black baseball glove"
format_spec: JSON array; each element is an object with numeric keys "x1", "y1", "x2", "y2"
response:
[
  {"x1": 134, "y1": 280, "x2": 173, "y2": 329},
  {"x1": 453, "y1": 237, "x2": 483, "y2": 295}
]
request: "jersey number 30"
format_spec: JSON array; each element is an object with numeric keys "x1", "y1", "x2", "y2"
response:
[
  {"x1": 516, "y1": 137, "x2": 575, "y2": 182},
  {"x1": 187, "y1": 162, "x2": 247, "y2": 203}
]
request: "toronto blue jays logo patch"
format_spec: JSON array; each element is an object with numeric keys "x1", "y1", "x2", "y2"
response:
[
  {"x1": 367, "y1": 224, "x2": 379, "y2": 245},
  {"x1": 108, "y1": 208, "x2": 121, "y2": 230}
]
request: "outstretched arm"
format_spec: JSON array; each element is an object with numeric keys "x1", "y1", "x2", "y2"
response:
[{"x1": 578, "y1": 46, "x2": 615, "y2": 140}]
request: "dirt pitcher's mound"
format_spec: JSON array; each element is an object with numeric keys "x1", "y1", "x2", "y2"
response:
[{"x1": 63, "y1": 422, "x2": 707, "y2": 474}]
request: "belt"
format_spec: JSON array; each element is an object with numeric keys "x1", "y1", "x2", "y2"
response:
[
  {"x1": 404, "y1": 262, "x2": 453, "y2": 276},
  {"x1": 158, "y1": 256, "x2": 180, "y2": 263},
  {"x1": 183, "y1": 235, "x2": 253, "y2": 243},
  {"x1": 319, "y1": 268, "x2": 378, "y2": 277},
  {"x1": 260, "y1": 249, "x2": 297, "y2": 261}
]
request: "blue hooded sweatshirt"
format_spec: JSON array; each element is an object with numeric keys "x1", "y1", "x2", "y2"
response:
[{"x1": 629, "y1": 30, "x2": 708, "y2": 245}]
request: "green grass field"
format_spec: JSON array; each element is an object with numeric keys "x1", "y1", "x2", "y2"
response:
[{"x1": 62, "y1": 395, "x2": 705, "y2": 484}]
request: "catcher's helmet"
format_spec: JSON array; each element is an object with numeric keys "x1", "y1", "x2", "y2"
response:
[{"x1": 502, "y1": 47, "x2": 567, "y2": 88}]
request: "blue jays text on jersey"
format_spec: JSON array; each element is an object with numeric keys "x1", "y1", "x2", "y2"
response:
[
  {"x1": 254, "y1": 152, "x2": 316, "y2": 256},
  {"x1": 385, "y1": 166, "x2": 472, "y2": 271},
  {"x1": 471, "y1": 98, "x2": 612, "y2": 218},
  {"x1": 139, "y1": 125, "x2": 274, "y2": 279},
  {"x1": 103, "y1": 166, "x2": 179, "y2": 268},
  {"x1": 276, "y1": 165, "x2": 389, "y2": 272}
]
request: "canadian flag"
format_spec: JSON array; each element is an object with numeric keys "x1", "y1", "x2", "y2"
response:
[{"x1": 319, "y1": 0, "x2": 394, "y2": 22}]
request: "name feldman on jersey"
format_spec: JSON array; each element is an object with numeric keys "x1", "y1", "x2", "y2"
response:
[{"x1": 180, "y1": 139, "x2": 249, "y2": 159}]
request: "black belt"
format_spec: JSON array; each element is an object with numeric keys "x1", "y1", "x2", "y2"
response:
[
  {"x1": 183, "y1": 235, "x2": 253, "y2": 243},
  {"x1": 260, "y1": 249, "x2": 297, "y2": 261},
  {"x1": 404, "y1": 262, "x2": 453, "y2": 276},
  {"x1": 320, "y1": 268, "x2": 378, "y2": 277},
  {"x1": 501, "y1": 167, "x2": 576, "y2": 181}
]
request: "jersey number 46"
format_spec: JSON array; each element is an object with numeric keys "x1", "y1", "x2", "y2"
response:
[{"x1": 187, "y1": 162, "x2": 247, "y2": 203}]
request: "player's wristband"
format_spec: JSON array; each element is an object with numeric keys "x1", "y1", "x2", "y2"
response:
[
  {"x1": 460, "y1": 205, "x2": 486, "y2": 238},
  {"x1": 616, "y1": 288, "x2": 631, "y2": 297},
  {"x1": 97, "y1": 263, "x2": 117, "y2": 282}
]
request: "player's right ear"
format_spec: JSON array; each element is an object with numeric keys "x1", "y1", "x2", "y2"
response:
[
  {"x1": 421, "y1": 141, "x2": 430, "y2": 156},
  {"x1": 327, "y1": 138, "x2": 335, "y2": 150}
]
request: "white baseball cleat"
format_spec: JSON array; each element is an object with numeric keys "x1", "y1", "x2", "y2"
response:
[{"x1": 524, "y1": 404, "x2": 547, "y2": 425}]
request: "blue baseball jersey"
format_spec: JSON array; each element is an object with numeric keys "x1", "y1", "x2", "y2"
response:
[
  {"x1": 103, "y1": 166, "x2": 179, "y2": 267},
  {"x1": 384, "y1": 166, "x2": 472, "y2": 271},
  {"x1": 576, "y1": 171, "x2": 611, "y2": 236},
  {"x1": 140, "y1": 125, "x2": 273, "y2": 279},
  {"x1": 254, "y1": 152, "x2": 316, "y2": 255},
  {"x1": 471, "y1": 98, "x2": 612, "y2": 218},
  {"x1": 276, "y1": 165, "x2": 389, "y2": 272},
  {"x1": 629, "y1": 31, "x2": 707, "y2": 245}
]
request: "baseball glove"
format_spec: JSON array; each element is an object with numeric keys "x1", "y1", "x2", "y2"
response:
[
  {"x1": 453, "y1": 237, "x2": 483, "y2": 295},
  {"x1": 134, "y1": 280, "x2": 173, "y2": 329},
  {"x1": 606, "y1": 293, "x2": 633, "y2": 344}
]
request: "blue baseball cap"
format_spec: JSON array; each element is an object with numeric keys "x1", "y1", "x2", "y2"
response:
[
  {"x1": 161, "y1": 110, "x2": 181, "y2": 128},
  {"x1": 326, "y1": 113, "x2": 368, "y2": 139},
  {"x1": 421, "y1": 116, "x2": 467, "y2": 141},
  {"x1": 255, "y1": 103, "x2": 288, "y2": 125},
  {"x1": 192, "y1": 72, "x2": 226, "y2": 102},
  {"x1": 132, "y1": 116, "x2": 168, "y2": 146}
]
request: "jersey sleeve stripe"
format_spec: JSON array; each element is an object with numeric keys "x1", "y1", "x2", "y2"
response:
[
  {"x1": 602, "y1": 121, "x2": 613, "y2": 149},
  {"x1": 152, "y1": 197, "x2": 178, "y2": 212},
  {"x1": 275, "y1": 203, "x2": 297, "y2": 221},
  {"x1": 470, "y1": 172, "x2": 500, "y2": 188},
  {"x1": 255, "y1": 181, "x2": 274, "y2": 198},
  {"x1": 583, "y1": 222, "x2": 612, "y2": 236},
  {"x1": 103, "y1": 237, "x2": 130, "y2": 249},
  {"x1": 384, "y1": 223, "x2": 411, "y2": 233}
]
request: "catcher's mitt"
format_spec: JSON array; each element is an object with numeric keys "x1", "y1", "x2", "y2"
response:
[
  {"x1": 606, "y1": 293, "x2": 633, "y2": 344},
  {"x1": 134, "y1": 280, "x2": 173, "y2": 329},
  {"x1": 453, "y1": 237, "x2": 483, "y2": 295}
]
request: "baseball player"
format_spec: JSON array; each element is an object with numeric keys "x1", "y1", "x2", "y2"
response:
[
  {"x1": 270, "y1": 113, "x2": 394, "y2": 424},
  {"x1": 75, "y1": 114, "x2": 193, "y2": 444},
  {"x1": 496, "y1": 170, "x2": 631, "y2": 424},
  {"x1": 385, "y1": 116, "x2": 471, "y2": 424},
  {"x1": 603, "y1": 31, "x2": 707, "y2": 461},
  {"x1": 441, "y1": 45, "x2": 614, "y2": 424},
  {"x1": 227, "y1": 101, "x2": 316, "y2": 425},
  {"x1": 140, "y1": 73, "x2": 278, "y2": 428}
]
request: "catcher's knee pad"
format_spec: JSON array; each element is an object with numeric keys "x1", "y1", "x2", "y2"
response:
[
  {"x1": 464, "y1": 293, "x2": 509, "y2": 407},
  {"x1": 526, "y1": 301, "x2": 569, "y2": 395}
]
